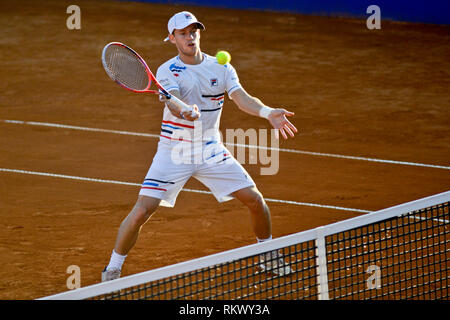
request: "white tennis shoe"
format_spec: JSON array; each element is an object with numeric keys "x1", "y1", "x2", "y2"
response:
[
  {"x1": 102, "y1": 267, "x2": 121, "y2": 282},
  {"x1": 258, "y1": 250, "x2": 292, "y2": 276}
]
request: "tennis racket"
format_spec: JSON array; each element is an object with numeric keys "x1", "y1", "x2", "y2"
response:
[{"x1": 101, "y1": 42, "x2": 196, "y2": 117}]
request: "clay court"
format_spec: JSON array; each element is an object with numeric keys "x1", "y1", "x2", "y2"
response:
[{"x1": 0, "y1": 0, "x2": 449, "y2": 299}]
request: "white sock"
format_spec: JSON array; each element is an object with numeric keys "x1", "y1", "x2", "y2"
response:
[
  {"x1": 106, "y1": 250, "x2": 127, "y2": 271},
  {"x1": 257, "y1": 235, "x2": 273, "y2": 243}
]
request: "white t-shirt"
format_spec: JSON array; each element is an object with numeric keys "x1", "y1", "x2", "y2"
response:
[{"x1": 156, "y1": 53, "x2": 242, "y2": 145}]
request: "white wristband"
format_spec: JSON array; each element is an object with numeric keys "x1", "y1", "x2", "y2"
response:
[{"x1": 259, "y1": 106, "x2": 273, "y2": 119}]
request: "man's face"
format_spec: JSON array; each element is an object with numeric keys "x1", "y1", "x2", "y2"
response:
[{"x1": 170, "y1": 23, "x2": 201, "y2": 56}]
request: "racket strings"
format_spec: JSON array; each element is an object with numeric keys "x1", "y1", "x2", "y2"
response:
[{"x1": 104, "y1": 45, "x2": 149, "y2": 91}]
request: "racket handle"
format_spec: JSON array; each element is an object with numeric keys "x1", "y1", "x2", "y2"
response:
[{"x1": 168, "y1": 95, "x2": 200, "y2": 119}]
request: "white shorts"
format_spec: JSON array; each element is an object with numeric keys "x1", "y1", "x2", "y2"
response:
[{"x1": 139, "y1": 141, "x2": 255, "y2": 207}]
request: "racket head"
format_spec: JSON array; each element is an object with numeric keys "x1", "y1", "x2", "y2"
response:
[{"x1": 102, "y1": 42, "x2": 154, "y2": 92}]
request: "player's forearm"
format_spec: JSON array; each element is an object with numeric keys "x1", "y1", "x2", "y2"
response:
[
  {"x1": 160, "y1": 90, "x2": 187, "y2": 119},
  {"x1": 165, "y1": 100, "x2": 183, "y2": 116},
  {"x1": 161, "y1": 90, "x2": 200, "y2": 121},
  {"x1": 235, "y1": 93, "x2": 273, "y2": 119},
  {"x1": 163, "y1": 91, "x2": 183, "y2": 114}
]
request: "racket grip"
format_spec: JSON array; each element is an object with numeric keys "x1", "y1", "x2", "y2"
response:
[{"x1": 169, "y1": 95, "x2": 200, "y2": 118}]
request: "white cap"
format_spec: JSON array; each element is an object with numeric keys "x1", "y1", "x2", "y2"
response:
[{"x1": 163, "y1": 11, "x2": 205, "y2": 42}]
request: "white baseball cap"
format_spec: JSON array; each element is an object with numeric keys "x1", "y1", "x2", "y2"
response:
[{"x1": 163, "y1": 11, "x2": 205, "y2": 42}]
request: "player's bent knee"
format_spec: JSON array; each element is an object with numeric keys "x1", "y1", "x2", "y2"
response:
[
  {"x1": 130, "y1": 206, "x2": 152, "y2": 226},
  {"x1": 250, "y1": 192, "x2": 266, "y2": 212},
  {"x1": 236, "y1": 187, "x2": 265, "y2": 212},
  {"x1": 130, "y1": 196, "x2": 160, "y2": 227}
]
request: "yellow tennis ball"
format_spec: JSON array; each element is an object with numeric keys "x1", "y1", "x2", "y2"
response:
[{"x1": 216, "y1": 50, "x2": 231, "y2": 65}]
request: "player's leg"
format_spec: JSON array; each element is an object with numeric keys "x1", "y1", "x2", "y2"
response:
[
  {"x1": 231, "y1": 186, "x2": 272, "y2": 241},
  {"x1": 194, "y1": 147, "x2": 270, "y2": 240},
  {"x1": 194, "y1": 148, "x2": 291, "y2": 276},
  {"x1": 102, "y1": 142, "x2": 193, "y2": 282},
  {"x1": 114, "y1": 195, "x2": 161, "y2": 255},
  {"x1": 232, "y1": 186, "x2": 291, "y2": 275},
  {"x1": 102, "y1": 195, "x2": 160, "y2": 282}
]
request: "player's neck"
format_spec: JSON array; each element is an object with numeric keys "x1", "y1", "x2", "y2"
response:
[{"x1": 178, "y1": 50, "x2": 204, "y2": 65}]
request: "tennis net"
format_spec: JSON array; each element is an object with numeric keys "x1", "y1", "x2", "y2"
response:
[{"x1": 40, "y1": 191, "x2": 449, "y2": 300}]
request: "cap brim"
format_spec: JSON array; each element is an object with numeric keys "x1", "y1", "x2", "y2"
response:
[
  {"x1": 163, "y1": 22, "x2": 205, "y2": 42},
  {"x1": 195, "y1": 22, "x2": 205, "y2": 30},
  {"x1": 176, "y1": 21, "x2": 205, "y2": 32}
]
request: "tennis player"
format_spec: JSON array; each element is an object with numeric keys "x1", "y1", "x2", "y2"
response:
[{"x1": 102, "y1": 11, "x2": 298, "y2": 281}]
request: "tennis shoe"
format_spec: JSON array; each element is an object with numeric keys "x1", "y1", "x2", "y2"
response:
[
  {"x1": 102, "y1": 267, "x2": 121, "y2": 282},
  {"x1": 259, "y1": 250, "x2": 292, "y2": 276}
]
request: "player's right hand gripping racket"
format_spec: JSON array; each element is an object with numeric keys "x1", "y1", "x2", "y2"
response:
[{"x1": 101, "y1": 42, "x2": 197, "y2": 117}]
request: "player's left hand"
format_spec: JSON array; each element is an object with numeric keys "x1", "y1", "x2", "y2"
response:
[{"x1": 268, "y1": 109, "x2": 298, "y2": 139}]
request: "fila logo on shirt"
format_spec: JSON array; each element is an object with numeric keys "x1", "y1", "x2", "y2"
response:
[{"x1": 210, "y1": 78, "x2": 218, "y2": 87}]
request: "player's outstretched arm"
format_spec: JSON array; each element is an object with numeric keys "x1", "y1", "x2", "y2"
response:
[
  {"x1": 159, "y1": 90, "x2": 200, "y2": 121},
  {"x1": 230, "y1": 88, "x2": 298, "y2": 139}
]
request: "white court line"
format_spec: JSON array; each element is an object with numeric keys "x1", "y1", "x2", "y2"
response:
[
  {"x1": 1, "y1": 168, "x2": 447, "y2": 223},
  {"x1": 2, "y1": 119, "x2": 160, "y2": 138},
  {"x1": 2, "y1": 119, "x2": 450, "y2": 170},
  {"x1": 0, "y1": 168, "x2": 371, "y2": 214},
  {"x1": 2, "y1": 169, "x2": 447, "y2": 223}
]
